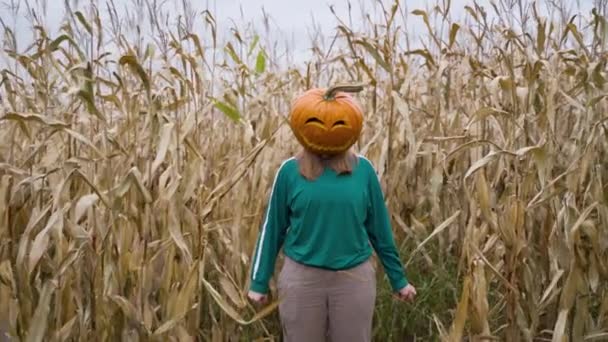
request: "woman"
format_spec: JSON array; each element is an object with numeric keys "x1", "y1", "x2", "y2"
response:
[{"x1": 248, "y1": 85, "x2": 416, "y2": 342}]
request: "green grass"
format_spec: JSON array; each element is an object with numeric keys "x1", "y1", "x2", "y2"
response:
[{"x1": 373, "y1": 243, "x2": 461, "y2": 341}]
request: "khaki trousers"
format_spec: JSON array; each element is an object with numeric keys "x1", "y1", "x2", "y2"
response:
[{"x1": 277, "y1": 256, "x2": 376, "y2": 342}]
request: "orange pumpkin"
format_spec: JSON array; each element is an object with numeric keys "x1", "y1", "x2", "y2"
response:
[{"x1": 289, "y1": 84, "x2": 365, "y2": 155}]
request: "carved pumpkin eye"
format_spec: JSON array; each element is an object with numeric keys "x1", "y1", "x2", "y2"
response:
[
  {"x1": 305, "y1": 117, "x2": 324, "y2": 125},
  {"x1": 333, "y1": 120, "x2": 347, "y2": 127}
]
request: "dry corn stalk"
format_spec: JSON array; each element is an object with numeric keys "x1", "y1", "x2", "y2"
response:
[{"x1": 0, "y1": 0, "x2": 607, "y2": 340}]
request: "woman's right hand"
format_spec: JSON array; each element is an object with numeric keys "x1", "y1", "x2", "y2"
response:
[{"x1": 247, "y1": 290, "x2": 268, "y2": 305}]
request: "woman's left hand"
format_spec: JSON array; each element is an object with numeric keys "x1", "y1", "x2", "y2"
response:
[{"x1": 395, "y1": 284, "x2": 417, "y2": 302}]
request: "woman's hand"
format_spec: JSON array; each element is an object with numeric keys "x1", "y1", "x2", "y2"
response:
[
  {"x1": 247, "y1": 290, "x2": 268, "y2": 305},
  {"x1": 395, "y1": 284, "x2": 417, "y2": 302}
]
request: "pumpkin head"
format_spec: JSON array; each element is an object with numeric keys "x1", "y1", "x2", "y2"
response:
[{"x1": 289, "y1": 84, "x2": 365, "y2": 155}]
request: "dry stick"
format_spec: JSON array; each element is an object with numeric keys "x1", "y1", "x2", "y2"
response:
[
  {"x1": 470, "y1": 244, "x2": 518, "y2": 294},
  {"x1": 6, "y1": 177, "x2": 25, "y2": 341}
]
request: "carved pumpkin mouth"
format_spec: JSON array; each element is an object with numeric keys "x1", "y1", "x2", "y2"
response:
[{"x1": 297, "y1": 133, "x2": 358, "y2": 153}]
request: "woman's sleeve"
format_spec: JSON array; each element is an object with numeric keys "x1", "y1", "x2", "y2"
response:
[
  {"x1": 249, "y1": 161, "x2": 290, "y2": 294},
  {"x1": 364, "y1": 160, "x2": 409, "y2": 292}
]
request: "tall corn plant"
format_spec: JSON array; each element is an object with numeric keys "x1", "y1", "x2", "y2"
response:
[{"x1": 0, "y1": 0, "x2": 607, "y2": 341}]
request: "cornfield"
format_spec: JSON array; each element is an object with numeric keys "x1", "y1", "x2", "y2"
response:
[{"x1": 0, "y1": 0, "x2": 607, "y2": 340}]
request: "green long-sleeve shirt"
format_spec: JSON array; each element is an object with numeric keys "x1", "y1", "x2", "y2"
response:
[{"x1": 249, "y1": 154, "x2": 408, "y2": 294}]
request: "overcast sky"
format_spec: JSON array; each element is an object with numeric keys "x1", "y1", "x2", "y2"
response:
[{"x1": 0, "y1": 0, "x2": 596, "y2": 62}]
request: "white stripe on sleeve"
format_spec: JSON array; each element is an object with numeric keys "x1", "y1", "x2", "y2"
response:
[{"x1": 252, "y1": 157, "x2": 294, "y2": 281}]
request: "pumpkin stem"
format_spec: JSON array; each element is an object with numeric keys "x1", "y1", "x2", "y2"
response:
[{"x1": 324, "y1": 83, "x2": 366, "y2": 100}]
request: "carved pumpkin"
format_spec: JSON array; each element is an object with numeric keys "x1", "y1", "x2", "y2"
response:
[{"x1": 289, "y1": 84, "x2": 365, "y2": 155}]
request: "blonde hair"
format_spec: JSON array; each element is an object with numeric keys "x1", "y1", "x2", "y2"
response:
[{"x1": 295, "y1": 148, "x2": 358, "y2": 181}]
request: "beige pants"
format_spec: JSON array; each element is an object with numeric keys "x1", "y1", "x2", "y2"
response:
[{"x1": 277, "y1": 256, "x2": 376, "y2": 342}]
